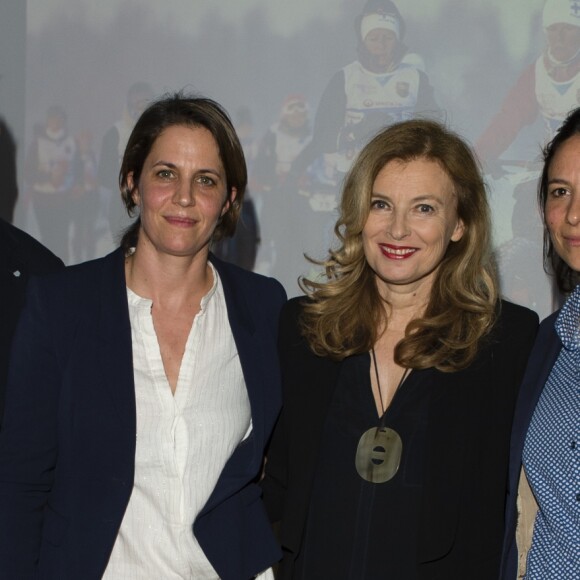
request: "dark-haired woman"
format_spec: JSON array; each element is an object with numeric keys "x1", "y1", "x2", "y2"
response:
[
  {"x1": 262, "y1": 119, "x2": 538, "y2": 579},
  {"x1": 501, "y1": 108, "x2": 580, "y2": 579},
  {"x1": 0, "y1": 94, "x2": 285, "y2": 579}
]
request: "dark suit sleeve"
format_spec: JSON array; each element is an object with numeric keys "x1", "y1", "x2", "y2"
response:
[{"x1": 0, "y1": 277, "x2": 61, "y2": 578}]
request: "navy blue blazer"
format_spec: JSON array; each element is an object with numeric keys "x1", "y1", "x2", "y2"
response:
[
  {"x1": 0, "y1": 248, "x2": 286, "y2": 579},
  {"x1": 499, "y1": 311, "x2": 560, "y2": 580}
]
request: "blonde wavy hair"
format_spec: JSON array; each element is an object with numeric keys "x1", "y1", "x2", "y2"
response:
[{"x1": 300, "y1": 119, "x2": 498, "y2": 372}]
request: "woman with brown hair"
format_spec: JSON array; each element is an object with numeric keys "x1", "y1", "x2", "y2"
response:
[
  {"x1": 0, "y1": 93, "x2": 285, "y2": 579},
  {"x1": 262, "y1": 119, "x2": 538, "y2": 579}
]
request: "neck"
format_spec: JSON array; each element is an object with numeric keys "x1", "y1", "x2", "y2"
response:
[
  {"x1": 364, "y1": 59, "x2": 394, "y2": 74},
  {"x1": 125, "y1": 243, "x2": 212, "y2": 309},
  {"x1": 279, "y1": 122, "x2": 306, "y2": 138},
  {"x1": 544, "y1": 51, "x2": 580, "y2": 81},
  {"x1": 360, "y1": 52, "x2": 396, "y2": 74},
  {"x1": 377, "y1": 278, "x2": 433, "y2": 332}
]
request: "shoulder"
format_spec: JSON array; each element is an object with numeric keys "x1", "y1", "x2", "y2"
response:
[
  {"x1": 393, "y1": 59, "x2": 422, "y2": 79},
  {"x1": 47, "y1": 248, "x2": 119, "y2": 281},
  {"x1": 12, "y1": 250, "x2": 125, "y2": 353},
  {"x1": 281, "y1": 295, "x2": 306, "y2": 314},
  {"x1": 533, "y1": 309, "x2": 560, "y2": 345},
  {"x1": 0, "y1": 219, "x2": 64, "y2": 274},
  {"x1": 485, "y1": 300, "x2": 539, "y2": 356},
  {"x1": 210, "y1": 254, "x2": 286, "y2": 305},
  {"x1": 279, "y1": 296, "x2": 310, "y2": 349},
  {"x1": 326, "y1": 68, "x2": 348, "y2": 93},
  {"x1": 342, "y1": 61, "x2": 359, "y2": 75},
  {"x1": 497, "y1": 299, "x2": 539, "y2": 329},
  {"x1": 280, "y1": 295, "x2": 307, "y2": 322},
  {"x1": 400, "y1": 52, "x2": 427, "y2": 73},
  {"x1": 28, "y1": 249, "x2": 122, "y2": 307},
  {"x1": 489, "y1": 300, "x2": 539, "y2": 346},
  {"x1": 539, "y1": 308, "x2": 559, "y2": 330},
  {"x1": 211, "y1": 254, "x2": 285, "y2": 292}
]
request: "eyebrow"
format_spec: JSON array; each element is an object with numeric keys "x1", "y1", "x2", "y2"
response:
[
  {"x1": 151, "y1": 160, "x2": 223, "y2": 176},
  {"x1": 371, "y1": 192, "x2": 446, "y2": 203},
  {"x1": 547, "y1": 178, "x2": 572, "y2": 186}
]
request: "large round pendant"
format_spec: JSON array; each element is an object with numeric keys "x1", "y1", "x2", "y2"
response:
[{"x1": 355, "y1": 426, "x2": 402, "y2": 483}]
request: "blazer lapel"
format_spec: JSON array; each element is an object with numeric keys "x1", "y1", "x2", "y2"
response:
[
  {"x1": 499, "y1": 313, "x2": 561, "y2": 579},
  {"x1": 211, "y1": 255, "x2": 265, "y2": 448},
  {"x1": 508, "y1": 312, "x2": 561, "y2": 487},
  {"x1": 198, "y1": 256, "x2": 277, "y2": 515},
  {"x1": 97, "y1": 248, "x2": 136, "y2": 434}
]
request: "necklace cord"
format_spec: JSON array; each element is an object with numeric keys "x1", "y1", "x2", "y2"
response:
[{"x1": 371, "y1": 347, "x2": 410, "y2": 428}]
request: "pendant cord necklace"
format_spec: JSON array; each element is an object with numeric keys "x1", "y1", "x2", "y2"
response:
[
  {"x1": 355, "y1": 348, "x2": 410, "y2": 483},
  {"x1": 371, "y1": 347, "x2": 409, "y2": 426}
]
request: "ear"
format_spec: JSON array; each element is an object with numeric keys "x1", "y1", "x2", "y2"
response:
[
  {"x1": 221, "y1": 187, "x2": 237, "y2": 217},
  {"x1": 127, "y1": 172, "x2": 140, "y2": 206},
  {"x1": 451, "y1": 218, "x2": 465, "y2": 242}
]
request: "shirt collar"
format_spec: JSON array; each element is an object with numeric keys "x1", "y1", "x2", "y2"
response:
[
  {"x1": 555, "y1": 284, "x2": 580, "y2": 350},
  {"x1": 126, "y1": 262, "x2": 220, "y2": 311},
  {"x1": 200, "y1": 262, "x2": 219, "y2": 311}
]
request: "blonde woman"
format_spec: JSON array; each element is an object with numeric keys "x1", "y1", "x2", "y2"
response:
[{"x1": 263, "y1": 119, "x2": 538, "y2": 579}]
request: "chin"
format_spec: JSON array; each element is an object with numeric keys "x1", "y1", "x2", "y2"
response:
[
  {"x1": 565, "y1": 259, "x2": 580, "y2": 273},
  {"x1": 155, "y1": 243, "x2": 203, "y2": 258}
]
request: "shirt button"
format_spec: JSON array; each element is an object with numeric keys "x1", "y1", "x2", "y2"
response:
[
  {"x1": 576, "y1": 493, "x2": 580, "y2": 502},
  {"x1": 572, "y1": 441, "x2": 577, "y2": 450}
]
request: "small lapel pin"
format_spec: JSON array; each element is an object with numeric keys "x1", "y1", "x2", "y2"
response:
[{"x1": 12, "y1": 270, "x2": 21, "y2": 277}]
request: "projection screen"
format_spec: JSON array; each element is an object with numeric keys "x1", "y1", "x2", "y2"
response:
[{"x1": 4, "y1": 0, "x2": 564, "y2": 318}]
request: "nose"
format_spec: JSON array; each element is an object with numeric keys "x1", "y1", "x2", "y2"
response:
[
  {"x1": 172, "y1": 181, "x2": 194, "y2": 207},
  {"x1": 388, "y1": 209, "x2": 410, "y2": 240},
  {"x1": 566, "y1": 192, "x2": 580, "y2": 225}
]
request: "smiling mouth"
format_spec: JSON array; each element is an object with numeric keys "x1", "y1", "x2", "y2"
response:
[
  {"x1": 165, "y1": 216, "x2": 197, "y2": 227},
  {"x1": 564, "y1": 236, "x2": 580, "y2": 246},
  {"x1": 379, "y1": 244, "x2": 417, "y2": 259}
]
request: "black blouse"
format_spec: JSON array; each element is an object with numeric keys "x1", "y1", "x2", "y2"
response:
[{"x1": 295, "y1": 352, "x2": 433, "y2": 579}]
